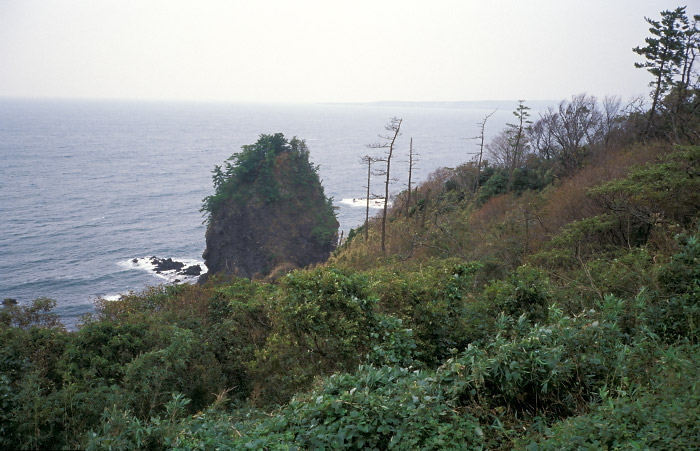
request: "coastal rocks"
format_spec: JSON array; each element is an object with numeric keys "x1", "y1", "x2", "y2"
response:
[
  {"x1": 128, "y1": 256, "x2": 204, "y2": 280},
  {"x1": 181, "y1": 264, "x2": 202, "y2": 276},
  {"x1": 151, "y1": 257, "x2": 184, "y2": 273}
]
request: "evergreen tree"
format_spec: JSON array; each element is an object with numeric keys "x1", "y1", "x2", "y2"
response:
[{"x1": 633, "y1": 7, "x2": 695, "y2": 135}]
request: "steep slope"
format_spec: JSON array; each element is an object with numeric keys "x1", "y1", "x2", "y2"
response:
[{"x1": 200, "y1": 134, "x2": 338, "y2": 280}]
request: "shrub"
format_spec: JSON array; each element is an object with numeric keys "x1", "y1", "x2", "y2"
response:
[
  {"x1": 439, "y1": 305, "x2": 627, "y2": 417},
  {"x1": 277, "y1": 365, "x2": 484, "y2": 450},
  {"x1": 526, "y1": 343, "x2": 700, "y2": 450},
  {"x1": 652, "y1": 230, "x2": 700, "y2": 342},
  {"x1": 58, "y1": 321, "x2": 152, "y2": 386},
  {"x1": 248, "y1": 267, "x2": 380, "y2": 405},
  {"x1": 483, "y1": 265, "x2": 552, "y2": 323},
  {"x1": 370, "y1": 261, "x2": 488, "y2": 366},
  {"x1": 0, "y1": 297, "x2": 63, "y2": 330},
  {"x1": 589, "y1": 145, "x2": 700, "y2": 236}
]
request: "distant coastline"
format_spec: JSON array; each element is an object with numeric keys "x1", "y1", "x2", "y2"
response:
[{"x1": 324, "y1": 99, "x2": 559, "y2": 110}]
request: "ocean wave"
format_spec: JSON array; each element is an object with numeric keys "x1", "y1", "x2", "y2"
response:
[
  {"x1": 100, "y1": 293, "x2": 123, "y2": 302},
  {"x1": 340, "y1": 198, "x2": 388, "y2": 209},
  {"x1": 119, "y1": 256, "x2": 207, "y2": 284}
]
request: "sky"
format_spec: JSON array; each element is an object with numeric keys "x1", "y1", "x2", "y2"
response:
[{"x1": 0, "y1": 0, "x2": 688, "y2": 104}]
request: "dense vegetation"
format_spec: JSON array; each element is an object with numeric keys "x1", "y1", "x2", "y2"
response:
[
  {"x1": 2, "y1": 6, "x2": 700, "y2": 449},
  {"x1": 201, "y1": 133, "x2": 335, "y2": 226}
]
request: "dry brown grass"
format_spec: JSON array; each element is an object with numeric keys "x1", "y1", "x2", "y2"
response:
[{"x1": 330, "y1": 140, "x2": 672, "y2": 273}]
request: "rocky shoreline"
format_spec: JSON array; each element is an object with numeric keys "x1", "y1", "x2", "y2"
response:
[{"x1": 130, "y1": 256, "x2": 205, "y2": 282}]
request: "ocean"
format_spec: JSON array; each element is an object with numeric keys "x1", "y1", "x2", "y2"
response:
[{"x1": 0, "y1": 98, "x2": 551, "y2": 328}]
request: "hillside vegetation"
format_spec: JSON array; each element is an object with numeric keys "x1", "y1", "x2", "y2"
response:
[{"x1": 2, "y1": 6, "x2": 700, "y2": 449}]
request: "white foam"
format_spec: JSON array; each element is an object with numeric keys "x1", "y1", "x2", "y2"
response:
[
  {"x1": 118, "y1": 256, "x2": 208, "y2": 284},
  {"x1": 102, "y1": 294, "x2": 123, "y2": 302},
  {"x1": 340, "y1": 198, "x2": 388, "y2": 209}
]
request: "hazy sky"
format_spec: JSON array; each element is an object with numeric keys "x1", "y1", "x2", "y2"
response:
[{"x1": 0, "y1": 0, "x2": 686, "y2": 103}]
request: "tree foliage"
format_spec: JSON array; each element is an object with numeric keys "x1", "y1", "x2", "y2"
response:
[
  {"x1": 634, "y1": 6, "x2": 700, "y2": 138},
  {"x1": 201, "y1": 133, "x2": 324, "y2": 221}
]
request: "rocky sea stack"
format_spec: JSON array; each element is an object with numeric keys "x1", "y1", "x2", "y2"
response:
[{"x1": 200, "y1": 133, "x2": 338, "y2": 281}]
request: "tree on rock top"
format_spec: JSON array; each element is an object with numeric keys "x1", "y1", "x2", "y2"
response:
[{"x1": 200, "y1": 133, "x2": 339, "y2": 281}]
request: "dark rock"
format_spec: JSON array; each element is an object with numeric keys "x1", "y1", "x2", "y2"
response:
[
  {"x1": 152, "y1": 257, "x2": 185, "y2": 272},
  {"x1": 181, "y1": 265, "x2": 202, "y2": 276},
  {"x1": 3, "y1": 298, "x2": 18, "y2": 306}
]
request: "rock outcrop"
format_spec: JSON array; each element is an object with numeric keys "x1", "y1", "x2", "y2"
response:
[{"x1": 200, "y1": 134, "x2": 338, "y2": 282}]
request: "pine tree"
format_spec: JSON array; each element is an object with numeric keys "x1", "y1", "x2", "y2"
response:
[{"x1": 633, "y1": 7, "x2": 692, "y2": 135}]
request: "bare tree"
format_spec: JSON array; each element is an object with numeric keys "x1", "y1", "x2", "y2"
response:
[
  {"x1": 601, "y1": 95, "x2": 622, "y2": 146},
  {"x1": 471, "y1": 110, "x2": 496, "y2": 192},
  {"x1": 619, "y1": 94, "x2": 648, "y2": 140},
  {"x1": 676, "y1": 13, "x2": 699, "y2": 110},
  {"x1": 368, "y1": 117, "x2": 402, "y2": 253},
  {"x1": 554, "y1": 94, "x2": 603, "y2": 152},
  {"x1": 529, "y1": 110, "x2": 558, "y2": 160},
  {"x1": 528, "y1": 94, "x2": 605, "y2": 174},
  {"x1": 405, "y1": 137, "x2": 419, "y2": 215},
  {"x1": 360, "y1": 155, "x2": 376, "y2": 242},
  {"x1": 487, "y1": 129, "x2": 522, "y2": 168}
]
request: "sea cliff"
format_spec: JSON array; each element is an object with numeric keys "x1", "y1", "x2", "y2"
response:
[{"x1": 200, "y1": 133, "x2": 338, "y2": 280}]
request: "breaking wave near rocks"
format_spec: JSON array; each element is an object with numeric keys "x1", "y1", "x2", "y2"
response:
[
  {"x1": 119, "y1": 256, "x2": 207, "y2": 284},
  {"x1": 340, "y1": 198, "x2": 388, "y2": 209}
]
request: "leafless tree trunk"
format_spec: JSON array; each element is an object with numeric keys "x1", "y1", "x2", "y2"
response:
[
  {"x1": 602, "y1": 95, "x2": 622, "y2": 147},
  {"x1": 368, "y1": 117, "x2": 402, "y2": 253},
  {"x1": 529, "y1": 112, "x2": 557, "y2": 160},
  {"x1": 487, "y1": 129, "x2": 526, "y2": 173},
  {"x1": 360, "y1": 155, "x2": 375, "y2": 242},
  {"x1": 405, "y1": 137, "x2": 418, "y2": 215},
  {"x1": 421, "y1": 189, "x2": 430, "y2": 229},
  {"x1": 644, "y1": 56, "x2": 668, "y2": 136},
  {"x1": 529, "y1": 94, "x2": 606, "y2": 173},
  {"x1": 472, "y1": 110, "x2": 496, "y2": 192}
]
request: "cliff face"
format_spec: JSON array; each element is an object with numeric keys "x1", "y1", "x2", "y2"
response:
[{"x1": 200, "y1": 135, "x2": 338, "y2": 281}]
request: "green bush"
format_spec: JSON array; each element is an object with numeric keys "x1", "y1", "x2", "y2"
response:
[
  {"x1": 201, "y1": 134, "x2": 335, "y2": 224},
  {"x1": 58, "y1": 321, "x2": 152, "y2": 386},
  {"x1": 0, "y1": 297, "x2": 63, "y2": 330},
  {"x1": 589, "y1": 145, "x2": 700, "y2": 231},
  {"x1": 526, "y1": 343, "x2": 700, "y2": 450},
  {"x1": 652, "y1": 231, "x2": 700, "y2": 342},
  {"x1": 439, "y1": 304, "x2": 626, "y2": 416},
  {"x1": 370, "y1": 261, "x2": 487, "y2": 366},
  {"x1": 275, "y1": 365, "x2": 484, "y2": 450},
  {"x1": 484, "y1": 264, "x2": 552, "y2": 323},
  {"x1": 247, "y1": 267, "x2": 381, "y2": 405},
  {"x1": 4, "y1": 208, "x2": 700, "y2": 448},
  {"x1": 122, "y1": 326, "x2": 226, "y2": 417},
  {"x1": 128, "y1": 366, "x2": 486, "y2": 450}
]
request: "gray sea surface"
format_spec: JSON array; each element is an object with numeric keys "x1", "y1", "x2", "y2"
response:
[{"x1": 0, "y1": 98, "x2": 553, "y2": 328}]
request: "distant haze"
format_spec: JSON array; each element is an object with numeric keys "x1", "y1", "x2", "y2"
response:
[{"x1": 0, "y1": 0, "x2": 682, "y2": 104}]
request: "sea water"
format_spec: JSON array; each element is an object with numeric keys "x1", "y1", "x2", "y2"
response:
[{"x1": 0, "y1": 98, "x2": 550, "y2": 328}]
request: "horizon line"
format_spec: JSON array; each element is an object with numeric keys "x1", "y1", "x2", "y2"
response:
[{"x1": 0, "y1": 95, "x2": 560, "y2": 107}]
